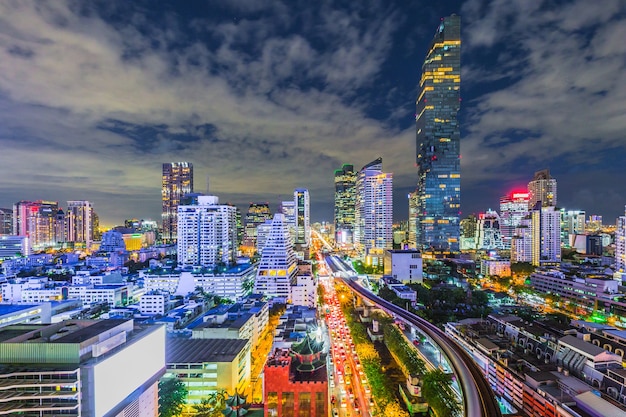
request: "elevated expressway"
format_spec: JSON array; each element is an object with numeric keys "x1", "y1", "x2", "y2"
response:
[{"x1": 340, "y1": 277, "x2": 502, "y2": 417}]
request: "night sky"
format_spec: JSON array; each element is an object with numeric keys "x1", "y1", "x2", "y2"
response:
[{"x1": 1, "y1": 0, "x2": 625, "y2": 227}]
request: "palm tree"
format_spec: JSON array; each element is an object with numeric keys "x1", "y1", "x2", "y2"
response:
[{"x1": 193, "y1": 389, "x2": 228, "y2": 417}]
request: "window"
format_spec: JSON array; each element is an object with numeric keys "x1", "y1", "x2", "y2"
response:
[
  {"x1": 282, "y1": 392, "x2": 294, "y2": 417},
  {"x1": 298, "y1": 393, "x2": 310, "y2": 417}
]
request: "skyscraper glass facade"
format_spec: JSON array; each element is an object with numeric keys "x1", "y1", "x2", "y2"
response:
[
  {"x1": 415, "y1": 15, "x2": 461, "y2": 252},
  {"x1": 161, "y1": 162, "x2": 193, "y2": 243},
  {"x1": 334, "y1": 164, "x2": 356, "y2": 245}
]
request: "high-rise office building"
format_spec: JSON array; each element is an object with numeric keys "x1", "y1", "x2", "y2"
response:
[
  {"x1": 560, "y1": 209, "x2": 586, "y2": 246},
  {"x1": 177, "y1": 195, "x2": 237, "y2": 268},
  {"x1": 511, "y1": 217, "x2": 532, "y2": 263},
  {"x1": 66, "y1": 200, "x2": 93, "y2": 247},
  {"x1": 13, "y1": 200, "x2": 60, "y2": 250},
  {"x1": 0, "y1": 208, "x2": 12, "y2": 235},
  {"x1": 334, "y1": 164, "x2": 356, "y2": 245},
  {"x1": 500, "y1": 192, "x2": 530, "y2": 249},
  {"x1": 162, "y1": 162, "x2": 193, "y2": 242},
  {"x1": 243, "y1": 203, "x2": 272, "y2": 248},
  {"x1": 617, "y1": 207, "x2": 626, "y2": 277},
  {"x1": 294, "y1": 189, "x2": 310, "y2": 246},
  {"x1": 475, "y1": 210, "x2": 503, "y2": 250},
  {"x1": 414, "y1": 15, "x2": 461, "y2": 252},
  {"x1": 253, "y1": 213, "x2": 297, "y2": 302},
  {"x1": 354, "y1": 158, "x2": 393, "y2": 259},
  {"x1": 531, "y1": 205, "x2": 561, "y2": 267},
  {"x1": 528, "y1": 169, "x2": 557, "y2": 209}
]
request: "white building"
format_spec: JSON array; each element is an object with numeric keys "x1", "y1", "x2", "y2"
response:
[
  {"x1": 500, "y1": 192, "x2": 529, "y2": 250},
  {"x1": 511, "y1": 217, "x2": 532, "y2": 263},
  {"x1": 561, "y1": 209, "x2": 586, "y2": 246},
  {"x1": 480, "y1": 259, "x2": 511, "y2": 277},
  {"x1": 256, "y1": 219, "x2": 273, "y2": 255},
  {"x1": 354, "y1": 158, "x2": 393, "y2": 259},
  {"x1": 531, "y1": 206, "x2": 561, "y2": 267},
  {"x1": 290, "y1": 274, "x2": 317, "y2": 308},
  {"x1": 142, "y1": 264, "x2": 255, "y2": 301},
  {"x1": 177, "y1": 195, "x2": 237, "y2": 268},
  {"x1": 140, "y1": 292, "x2": 168, "y2": 315},
  {"x1": 66, "y1": 284, "x2": 129, "y2": 307},
  {"x1": 253, "y1": 214, "x2": 297, "y2": 303},
  {"x1": 383, "y1": 249, "x2": 423, "y2": 284},
  {"x1": 0, "y1": 235, "x2": 29, "y2": 260},
  {"x1": 0, "y1": 319, "x2": 164, "y2": 416},
  {"x1": 475, "y1": 210, "x2": 504, "y2": 250}
]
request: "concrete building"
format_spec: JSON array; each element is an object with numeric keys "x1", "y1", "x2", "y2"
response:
[
  {"x1": 294, "y1": 189, "x2": 310, "y2": 247},
  {"x1": 0, "y1": 235, "x2": 29, "y2": 260},
  {"x1": 383, "y1": 249, "x2": 423, "y2": 284},
  {"x1": 65, "y1": 200, "x2": 94, "y2": 248},
  {"x1": 0, "y1": 303, "x2": 51, "y2": 327},
  {"x1": 531, "y1": 206, "x2": 561, "y2": 267},
  {"x1": 334, "y1": 164, "x2": 356, "y2": 245},
  {"x1": 243, "y1": 202, "x2": 272, "y2": 249},
  {"x1": 166, "y1": 338, "x2": 251, "y2": 403},
  {"x1": 264, "y1": 333, "x2": 328, "y2": 417},
  {"x1": 480, "y1": 259, "x2": 511, "y2": 277},
  {"x1": 475, "y1": 210, "x2": 504, "y2": 250},
  {"x1": 354, "y1": 157, "x2": 393, "y2": 262},
  {"x1": 617, "y1": 207, "x2": 626, "y2": 280},
  {"x1": 253, "y1": 214, "x2": 297, "y2": 303},
  {"x1": 177, "y1": 195, "x2": 237, "y2": 269},
  {"x1": 142, "y1": 264, "x2": 255, "y2": 301},
  {"x1": 162, "y1": 162, "x2": 193, "y2": 242},
  {"x1": 500, "y1": 192, "x2": 529, "y2": 250},
  {"x1": 0, "y1": 319, "x2": 165, "y2": 416},
  {"x1": 528, "y1": 169, "x2": 557, "y2": 209}
]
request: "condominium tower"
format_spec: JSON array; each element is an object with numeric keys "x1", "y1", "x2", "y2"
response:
[
  {"x1": 65, "y1": 200, "x2": 94, "y2": 247},
  {"x1": 354, "y1": 158, "x2": 393, "y2": 259},
  {"x1": 243, "y1": 202, "x2": 272, "y2": 248},
  {"x1": 414, "y1": 15, "x2": 461, "y2": 252},
  {"x1": 334, "y1": 164, "x2": 356, "y2": 245},
  {"x1": 177, "y1": 195, "x2": 237, "y2": 268},
  {"x1": 162, "y1": 162, "x2": 193, "y2": 242},
  {"x1": 528, "y1": 169, "x2": 557, "y2": 209}
]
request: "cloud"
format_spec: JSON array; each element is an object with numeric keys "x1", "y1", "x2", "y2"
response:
[
  {"x1": 0, "y1": 0, "x2": 412, "y2": 225},
  {"x1": 460, "y1": 0, "x2": 626, "y2": 218}
]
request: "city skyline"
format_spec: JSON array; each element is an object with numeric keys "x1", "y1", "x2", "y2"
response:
[{"x1": 1, "y1": 1, "x2": 625, "y2": 226}]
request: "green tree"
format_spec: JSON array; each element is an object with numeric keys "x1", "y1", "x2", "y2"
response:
[
  {"x1": 158, "y1": 377, "x2": 187, "y2": 417},
  {"x1": 422, "y1": 370, "x2": 461, "y2": 417},
  {"x1": 193, "y1": 389, "x2": 227, "y2": 417}
]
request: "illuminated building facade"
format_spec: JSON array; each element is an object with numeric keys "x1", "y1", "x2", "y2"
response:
[
  {"x1": 243, "y1": 203, "x2": 272, "y2": 248},
  {"x1": 253, "y1": 213, "x2": 297, "y2": 303},
  {"x1": 294, "y1": 188, "x2": 310, "y2": 246},
  {"x1": 0, "y1": 208, "x2": 12, "y2": 235},
  {"x1": 65, "y1": 200, "x2": 93, "y2": 247},
  {"x1": 511, "y1": 217, "x2": 532, "y2": 263},
  {"x1": 264, "y1": 334, "x2": 328, "y2": 417},
  {"x1": 475, "y1": 210, "x2": 503, "y2": 250},
  {"x1": 531, "y1": 206, "x2": 561, "y2": 267},
  {"x1": 528, "y1": 169, "x2": 557, "y2": 209},
  {"x1": 500, "y1": 192, "x2": 530, "y2": 249},
  {"x1": 0, "y1": 319, "x2": 165, "y2": 416},
  {"x1": 354, "y1": 158, "x2": 393, "y2": 260},
  {"x1": 177, "y1": 195, "x2": 237, "y2": 268},
  {"x1": 617, "y1": 207, "x2": 626, "y2": 278},
  {"x1": 408, "y1": 191, "x2": 419, "y2": 248},
  {"x1": 12, "y1": 200, "x2": 60, "y2": 250},
  {"x1": 334, "y1": 164, "x2": 356, "y2": 245},
  {"x1": 162, "y1": 162, "x2": 193, "y2": 242},
  {"x1": 560, "y1": 209, "x2": 586, "y2": 246},
  {"x1": 415, "y1": 15, "x2": 461, "y2": 252}
]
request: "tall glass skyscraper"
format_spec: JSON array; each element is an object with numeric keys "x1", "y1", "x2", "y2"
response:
[
  {"x1": 414, "y1": 15, "x2": 461, "y2": 252},
  {"x1": 162, "y1": 162, "x2": 193, "y2": 242},
  {"x1": 334, "y1": 164, "x2": 356, "y2": 245}
]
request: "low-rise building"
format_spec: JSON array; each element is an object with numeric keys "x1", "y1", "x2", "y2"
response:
[
  {"x1": 166, "y1": 338, "x2": 251, "y2": 403},
  {"x1": 383, "y1": 249, "x2": 423, "y2": 284}
]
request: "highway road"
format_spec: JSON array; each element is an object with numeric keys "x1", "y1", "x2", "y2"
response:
[{"x1": 341, "y1": 277, "x2": 502, "y2": 417}]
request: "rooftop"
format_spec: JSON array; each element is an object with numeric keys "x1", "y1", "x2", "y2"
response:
[{"x1": 166, "y1": 338, "x2": 248, "y2": 363}]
